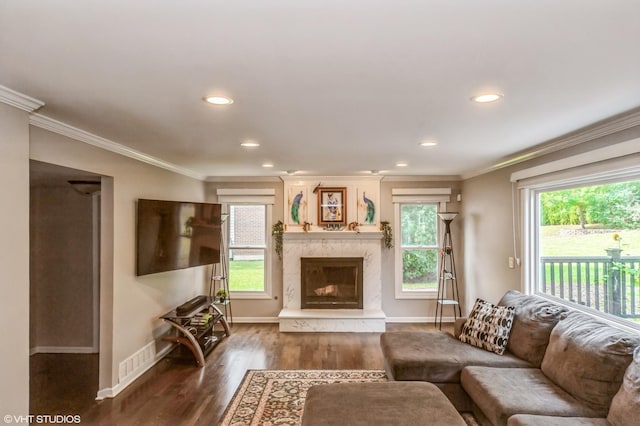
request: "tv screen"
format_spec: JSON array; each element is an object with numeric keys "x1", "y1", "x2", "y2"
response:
[{"x1": 136, "y1": 199, "x2": 221, "y2": 276}]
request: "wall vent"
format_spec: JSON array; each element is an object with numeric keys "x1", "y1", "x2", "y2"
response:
[{"x1": 118, "y1": 341, "x2": 155, "y2": 383}]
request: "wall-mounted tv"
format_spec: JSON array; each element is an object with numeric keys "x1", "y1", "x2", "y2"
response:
[{"x1": 136, "y1": 199, "x2": 222, "y2": 276}]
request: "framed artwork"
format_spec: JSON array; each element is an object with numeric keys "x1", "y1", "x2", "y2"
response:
[
  {"x1": 287, "y1": 186, "x2": 308, "y2": 225},
  {"x1": 317, "y1": 187, "x2": 347, "y2": 226},
  {"x1": 357, "y1": 186, "x2": 377, "y2": 225}
]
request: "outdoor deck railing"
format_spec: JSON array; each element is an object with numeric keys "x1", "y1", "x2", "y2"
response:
[{"x1": 540, "y1": 254, "x2": 640, "y2": 319}]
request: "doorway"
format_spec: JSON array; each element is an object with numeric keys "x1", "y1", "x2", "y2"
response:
[{"x1": 29, "y1": 160, "x2": 101, "y2": 414}]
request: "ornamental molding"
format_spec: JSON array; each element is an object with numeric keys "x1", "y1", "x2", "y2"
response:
[
  {"x1": 29, "y1": 113, "x2": 205, "y2": 181},
  {"x1": 0, "y1": 85, "x2": 44, "y2": 112}
]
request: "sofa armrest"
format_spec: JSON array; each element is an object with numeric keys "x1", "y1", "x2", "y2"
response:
[{"x1": 453, "y1": 318, "x2": 467, "y2": 338}]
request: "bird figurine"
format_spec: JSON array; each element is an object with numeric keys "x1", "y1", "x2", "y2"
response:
[
  {"x1": 363, "y1": 192, "x2": 375, "y2": 224},
  {"x1": 291, "y1": 190, "x2": 304, "y2": 224}
]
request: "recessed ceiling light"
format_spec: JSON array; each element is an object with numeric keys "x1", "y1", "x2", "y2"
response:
[
  {"x1": 262, "y1": 163, "x2": 274, "y2": 168},
  {"x1": 205, "y1": 96, "x2": 234, "y2": 105},
  {"x1": 470, "y1": 93, "x2": 503, "y2": 103},
  {"x1": 241, "y1": 141, "x2": 260, "y2": 148},
  {"x1": 396, "y1": 162, "x2": 408, "y2": 167},
  {"x1": 419, "y1": 141, "x2": 438, "y2": 147}
]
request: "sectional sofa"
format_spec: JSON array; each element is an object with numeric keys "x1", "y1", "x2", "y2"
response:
[{"x1": 380, "y1": 290, "x2": 640, "y2": 425}]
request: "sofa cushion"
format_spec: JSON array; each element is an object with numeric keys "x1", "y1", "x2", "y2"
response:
[
  {"x1": 461, "y1": 366, "x2": 601, "y2": 426},
  {"x1": 380, "y1": 331, "x2": 530, "y2": 383},
  {"x1": 541, "y1": 311, "x2": 640, "y2": 417},
  {"x1": 607, "y1": 346, "x2": 640, "y2": 426},
  {"x1": 498, "y1": 290, "x2": 569, "y2": 367},
  {"x1": 507, "y1": 414, "x2": 610, "y2": 426},
  {"x1": 459, "y1": 298, "x2": 515, "y2": 355},
  {"x1": 302, "y1": 381, "x2": 466, "y2": 426}
]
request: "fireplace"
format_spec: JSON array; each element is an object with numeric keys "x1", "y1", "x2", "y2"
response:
[
  {"x1": 279, "y1": 231, "x2": 385, "y2": 332},
  {"x1": 301, "y1": 257, "x2": 363, "y2": 309}
]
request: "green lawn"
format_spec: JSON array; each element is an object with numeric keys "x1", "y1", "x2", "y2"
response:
[
  {"x1": 229, "y1": 260, "x2": 264, "y2": 292},
  {"x1": 540, "y1": 225, "x2": 640, "y2": 256}
]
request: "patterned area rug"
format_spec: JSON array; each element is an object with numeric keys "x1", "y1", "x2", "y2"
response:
[{"x1": 219, "y1": 369, "x2": 479, "y2": 426}]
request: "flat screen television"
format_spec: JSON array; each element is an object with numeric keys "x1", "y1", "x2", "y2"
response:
[{"x1": 136, "y1": 199, "x2": 222, "y2": 276}]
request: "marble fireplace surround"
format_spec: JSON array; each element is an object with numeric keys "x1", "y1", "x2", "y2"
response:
[{"x1": 278, "y1": 230, "x2": 386, "y2": 332}]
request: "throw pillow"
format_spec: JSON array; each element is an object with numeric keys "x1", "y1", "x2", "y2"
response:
[{"x1": 459, "y1": 298, "x2": 515, "y2": 355}]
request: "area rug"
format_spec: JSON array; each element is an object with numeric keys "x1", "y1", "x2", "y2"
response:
[{"x1": 219, "y1": 369, "x2": 479, "y2": 426}]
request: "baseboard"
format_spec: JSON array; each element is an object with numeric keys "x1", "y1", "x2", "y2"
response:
[
  {"x1": 232, "y1": 316, "x2": 280, "y2": 323},
  {"x1": 231, "y1": 316, "x2": 456, "y2": 324},
  {"x1": 385, "y1": 316, "x2": 456, "y2": 323},
  {"x1": 95, "y1": 341, "x2": 173, "y2": 400},
  {"x1": 30, "y1": 346, "x2": 97, "y2": 355}
]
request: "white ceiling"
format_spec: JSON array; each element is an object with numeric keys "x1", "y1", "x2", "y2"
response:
[{"x1": 3, "y1": 1, "x2": 640, "y2": 179}]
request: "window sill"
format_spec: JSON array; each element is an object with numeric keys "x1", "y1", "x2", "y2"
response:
[
  {"x1": 230, "y1": 292, "x2": 273, "y2": 300},
  {"x1": 395, "y1": 291, "x2": 438, "y2": 300}
]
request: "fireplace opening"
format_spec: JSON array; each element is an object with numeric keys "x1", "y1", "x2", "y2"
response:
[{"x1": 301, "y1": 257, "x2": 363, "y2": 309}]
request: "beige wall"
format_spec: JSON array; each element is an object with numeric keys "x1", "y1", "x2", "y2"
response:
[
  {"x1": 380, "y1": 179, "x2": 464, "y2": 319},
  {"x1": 205, "y1": 180, "x2": 284, "y2": 319},
  {"x1": 205, "y1": 178, "x2": 467, "y2": 321},
  {"x1": 461, "y1": 124, "x2": 640, "y2": 313},
  {"x1": 29, "y1": 126, "x2": 208, "y2": 394},
  {"x1": 460, "y1": 167, "x2": 519, "y2": 312},
  {"x1": 0, "y1": 103, "x2": 30, "y2": 414},
  {"x1": 30, "y1": 185, "x2": 95, "y2": 349}
]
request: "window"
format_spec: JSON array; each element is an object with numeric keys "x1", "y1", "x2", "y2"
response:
[
  {"x1": 395, "y1": 203, "x2": 440, "y2": 298},
  {"x1": 391, "y1": 188, "x2": 452, "y2": 299},
  {"x1": 216, "y1": 188, "x2": 275, "y2": 299},
  {"x1": 228, "y1": 205, "x2": 267, "y2": 294},
  {"x1": 519, "y1": 153, "x2": 640, "y2": 329}
]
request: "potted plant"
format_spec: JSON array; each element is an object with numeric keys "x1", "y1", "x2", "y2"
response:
[
  {"x1": 272, "y1": 220, "x2": 285, "y2": 259},
  {"x1": 380, "y1": 221, "x2": 393, "y2": 249},
  {"x1": 216, "y1": 288, "x2": 228, "y2": 303}
]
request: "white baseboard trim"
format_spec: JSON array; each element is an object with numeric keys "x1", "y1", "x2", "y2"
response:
[
  {"x1": 95, "y1": 342, "x2": 173, "y2": 400},
  {"x1": 30, "y1": 346, "x2": 97, "y2": 355},
  {"x1": 230, "y1": 316, "x2": 458, "y2": 324},
  {"x1": 232, "y1": 316, "x2": 280, "y2": 323},
  {"x1": 385, "y1": 316, "x2": 456, "y2": 323}
]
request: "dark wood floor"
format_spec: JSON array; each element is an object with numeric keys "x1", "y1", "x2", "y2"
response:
[{"x1": 31, "y1": 323, "x2": 449, "y2": 425}]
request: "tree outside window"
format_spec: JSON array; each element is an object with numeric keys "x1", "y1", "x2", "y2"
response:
[{"x1": 400, "y1": 204, "x2": 439, "y2": 292}]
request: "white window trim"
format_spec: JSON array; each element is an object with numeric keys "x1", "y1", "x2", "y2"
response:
[
  {"x1": 392, "y1": 188, "x2": 451, "y2": 299},
  {"x1": 216, "y1": 189, "x2": 275, "y2": 300},
  {"x1": 515, "y1": 144, "x2": 640, "y2": 330}
]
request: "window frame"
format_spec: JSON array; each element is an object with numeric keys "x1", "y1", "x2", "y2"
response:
[
  {"x1": 519, "y1": 152, "x2": 640, "y2": 331},
  {"x1": 394, "y1": 201, "x2": 442, "y2": 299},
  {"x1": 216, "y1": 188, "x2": 275, "y2": 300}
]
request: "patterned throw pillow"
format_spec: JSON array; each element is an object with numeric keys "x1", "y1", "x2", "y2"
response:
[{"x1": 459, "y1": 298, "x2": 515, "y2": 355}]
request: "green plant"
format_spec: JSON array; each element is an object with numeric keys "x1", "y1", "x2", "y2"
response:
[
  {"x1": 380, "y1": 221, "x2": 393, "y2": 249},
  {"x1": 607, "y1": 261, "x2": 640, "y2": 285},
  {"x1": 272, "y1": 220, "x2": 285, "y2": 260},
  {"x1": 216, "y1": 288, "x2": 228, "y2": 301}
]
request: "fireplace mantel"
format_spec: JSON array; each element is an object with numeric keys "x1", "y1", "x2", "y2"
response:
[{"x1": 283, "y1": 230, "x2": 383, "y2": 240}]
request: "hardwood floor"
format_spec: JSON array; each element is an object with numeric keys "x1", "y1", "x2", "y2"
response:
[{"x1": 32, "y1": 323, "x2": 450, "y2": 425}]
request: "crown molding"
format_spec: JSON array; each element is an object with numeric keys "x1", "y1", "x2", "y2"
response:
[
  {"x1": 462, "y1": 108, "x2": 640, "y2": 180},
  {"x1": 0, "y1": 85, "x2": 45, "y2": 112},
  {"x1": 205, "y1": 175, "x2": 283, "y2": 183},
  {"x1": 29, "y1": 113, "x2": 206, "y2": 181}
]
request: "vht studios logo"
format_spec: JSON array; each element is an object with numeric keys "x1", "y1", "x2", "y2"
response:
[{"x1": 4, "y1": 414, "x2": 81, "y2": 424}]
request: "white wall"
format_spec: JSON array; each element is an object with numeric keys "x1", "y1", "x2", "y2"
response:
[
  {"x1": 29, "y1": 126, "x2": 209, "y2": 395},
  {"x1": 0, "y1": 103, "x2": 30, "y2": 414}
]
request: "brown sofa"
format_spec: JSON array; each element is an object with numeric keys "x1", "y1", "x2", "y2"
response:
[{"x1": 380, "y1": 290, "x2": 640, "y2": 425}]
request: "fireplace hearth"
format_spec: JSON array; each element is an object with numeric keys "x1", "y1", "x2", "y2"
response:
[{"x1": 301, "y1": 257, "x2": 363, "y2": 309}]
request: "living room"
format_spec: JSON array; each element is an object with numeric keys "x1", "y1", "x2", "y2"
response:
[{"x1": 2, "y1": 1, "x2": 640, "y2": 424}]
